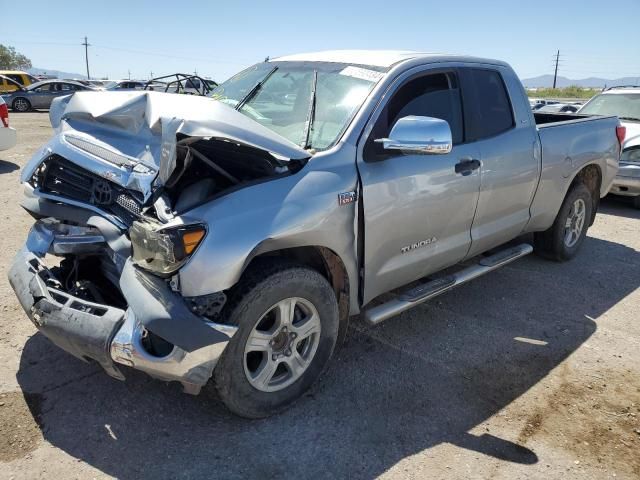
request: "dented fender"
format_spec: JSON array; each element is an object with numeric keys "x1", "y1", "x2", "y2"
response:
[{"x1": 175, "y1": 146, "x2": 362, "y2": 314}]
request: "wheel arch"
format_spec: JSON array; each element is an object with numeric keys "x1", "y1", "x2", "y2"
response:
[
  {"x1": 569, "y1": 163, "x2": 602, "y2": 226},
  {"x1": 242, "y1": 246, "x2": 352, "y2": 346}
]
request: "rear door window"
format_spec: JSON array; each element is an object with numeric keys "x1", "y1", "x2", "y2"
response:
[{"x1": 461, "y1": 68, "x2": 514, "y2": 141}]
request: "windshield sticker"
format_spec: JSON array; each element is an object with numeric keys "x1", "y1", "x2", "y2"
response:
[{"x1": 339, "y1": 66, "x2": 384, "y2": 83}]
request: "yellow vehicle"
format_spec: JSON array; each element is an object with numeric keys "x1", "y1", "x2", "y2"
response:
[{"x1": 0, "y1": 71, "x2": 38, "y2": 93}]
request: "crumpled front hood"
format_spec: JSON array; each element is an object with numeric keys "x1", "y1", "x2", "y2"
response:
[{"x1": 22, "y1": 91, "x2": 310, "y2": 201}]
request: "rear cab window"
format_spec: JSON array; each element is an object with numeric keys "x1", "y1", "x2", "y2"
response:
[{"x1": 459, "y1": 68, "x2": 515, "y2": 141}]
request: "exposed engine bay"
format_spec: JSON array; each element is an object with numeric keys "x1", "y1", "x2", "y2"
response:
[
  {"x1": 152, "y1": 136, "x2": 304, "y2": 222},
  {"x1": 28, "y1": 136, "x2": 305, "y2": 227}
]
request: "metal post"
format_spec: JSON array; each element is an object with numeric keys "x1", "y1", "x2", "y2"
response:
[
  {"x1": 552, "y1": 50, "x2": 559, "y2": 89},
  {"x1": 82, "y1": 36, "x2": 91, "y2": 80}
]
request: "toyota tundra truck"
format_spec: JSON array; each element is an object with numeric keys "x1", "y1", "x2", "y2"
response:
[{"x1": 8, "y1": 51, "x2": 624, "y2": 418}]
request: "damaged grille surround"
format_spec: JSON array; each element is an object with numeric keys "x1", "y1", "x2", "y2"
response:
[{"x1": 33, "y1": 155, "x2": 145, "y2": 226}]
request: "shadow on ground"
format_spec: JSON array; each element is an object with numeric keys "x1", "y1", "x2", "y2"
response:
[
  {"x1": 0, "y1": 159, "x2": 19, "y2": 174},
  {"x1": 599, "y1": 196, "x2": 640, "y2": 219},
  {"x1": 15, "y1": 235, "x2": 640, "y2": 479}
]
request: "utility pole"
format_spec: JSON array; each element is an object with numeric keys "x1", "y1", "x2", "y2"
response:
[
  {"x1": 552, "y1": 49, "x2": 560, "y2": 89},
  {"x1": 82, "y1": 36, "x2": 91, "y2": 80},
  {"x1": 128, "y1": 70, "x2": 131, "y2": 80}
]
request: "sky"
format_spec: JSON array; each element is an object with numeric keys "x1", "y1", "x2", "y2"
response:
[{"x1": 1, "y1": 0, "x2": 639, "y2": 82}]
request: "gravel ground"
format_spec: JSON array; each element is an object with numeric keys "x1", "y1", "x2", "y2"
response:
[{"x1": 0, "y1": 112, "x2": 638, "y2": 480}]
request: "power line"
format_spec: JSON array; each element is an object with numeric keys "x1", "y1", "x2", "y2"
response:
[
  {"x1": 91, "y1": 44, "x2": 252, "y2": 65},
  {"x1": 4, "y1": 37, "x2": 255, "y2": 67}
]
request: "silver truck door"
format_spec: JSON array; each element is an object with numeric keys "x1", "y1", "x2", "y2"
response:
[
  {"x1": 357, "y1": 68, "x2": 481, "y2": 305},
  {"x1": 459, "y1": 67, "x2": 539, "y2": 257}
]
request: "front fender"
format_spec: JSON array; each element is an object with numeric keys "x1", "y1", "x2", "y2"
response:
[{"x1": 176, "y1": 149, "x2": 360, "y2": 311}]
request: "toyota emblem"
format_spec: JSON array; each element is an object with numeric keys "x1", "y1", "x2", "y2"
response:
[{"x1": 92, "y1": 179, "x2": 113, "y2": 205}]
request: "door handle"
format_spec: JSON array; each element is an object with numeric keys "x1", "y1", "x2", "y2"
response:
[{"x1": 455, "y1": 158, "x2": 481, "y2": 176}]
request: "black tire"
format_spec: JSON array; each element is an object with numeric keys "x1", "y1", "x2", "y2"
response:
[
  {"x1": 12, "y1": 97, "x2": 31, "y2": 112},
  {"x1": 534, "y1": 182, "x2": 593, "y2": 261},
  {"x1": 214, "y1": 261, "x2": 339, "y2": 418},
  {"x1": 632, "y1": 195, "x2": 640, "y2": 210}
]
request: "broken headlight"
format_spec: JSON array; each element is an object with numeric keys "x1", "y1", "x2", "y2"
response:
[{"x1": 129, "y1": 221, "x2": 206, "y2": 276}]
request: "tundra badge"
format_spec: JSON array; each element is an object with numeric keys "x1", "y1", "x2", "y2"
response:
[{"x1": 401, "y1": 237, "x2": 437, "y2": 254}]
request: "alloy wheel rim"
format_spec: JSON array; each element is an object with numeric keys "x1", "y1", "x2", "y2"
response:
[
  {"x1": 15, "y1": 99, "x2": 28, "y2": 111},
  {"x1": 243, "y1": 297, "x2": 321, "y2": 392},
  {"x1": 564, "y1": 198, "x2": 586, "y2": 247}
]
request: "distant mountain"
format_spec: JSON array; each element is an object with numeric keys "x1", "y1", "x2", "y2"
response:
[
  {"x1": 28, "y1": 67, "x2": 86, "y2": 80},
  {"x1": 522, "y1": 74, "x2": 640, "y2": 88}
]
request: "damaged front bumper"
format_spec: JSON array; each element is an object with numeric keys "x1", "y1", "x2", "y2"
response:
[{"x1": 9, "y1": 218, "x2": 237, "y2": 394}]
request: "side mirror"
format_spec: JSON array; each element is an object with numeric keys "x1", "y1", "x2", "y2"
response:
[{"x1": 375, "y1": 115, "x2": 452, "y2": 154}]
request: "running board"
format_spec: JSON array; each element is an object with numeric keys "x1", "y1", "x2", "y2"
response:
[{"x1": 363, "y1": 243, "x2": 533, "y2": 325}]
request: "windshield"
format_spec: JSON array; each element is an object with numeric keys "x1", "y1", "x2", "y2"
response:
[
  {"x1": 580, "y1": 92, "x2": 640, "y2": 121},
  {"x1": 211, "y1": 61, "x2": 386, "y2": 150}
]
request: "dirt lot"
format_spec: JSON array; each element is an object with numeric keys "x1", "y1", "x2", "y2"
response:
[{"x1": 0, "y1": 112, "x2": 639, "y2": 479}]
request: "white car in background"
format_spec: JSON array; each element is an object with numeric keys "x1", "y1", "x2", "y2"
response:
[
  {"x1": 0, "y1": 96, "x2": 17, "y2": 151},
  {"x1": 580, "y1": 86, "x2": 640, "y2": 208}
]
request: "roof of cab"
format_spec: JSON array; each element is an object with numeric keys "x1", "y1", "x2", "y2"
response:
[{"x1": 272, "y1": 50, "x2": 509, "y2": 69}]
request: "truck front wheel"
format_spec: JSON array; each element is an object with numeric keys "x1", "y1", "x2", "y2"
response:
[
  {"x1": 534, "y1": 182, "x2": 593, "y2": 261},
  {"x1": 214, "y1": 262, "x2": 339, "y2": 418}
]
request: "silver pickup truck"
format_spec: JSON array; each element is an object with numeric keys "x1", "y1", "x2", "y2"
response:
[{"x1": 9, "y1": 51, "x2": 623, "y2": 418}]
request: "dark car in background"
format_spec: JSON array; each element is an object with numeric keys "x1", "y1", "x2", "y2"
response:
[{"x1": 107, "y1": 80, "x2": 147, "y2": 91}]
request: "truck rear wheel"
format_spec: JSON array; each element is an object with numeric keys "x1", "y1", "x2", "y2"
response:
[
  {"x1": 214, "y1": 261, "x2": 339, "y2": 418},
  {"x1": 534, "y1": 182, "x2": 593, "y2": 261}
]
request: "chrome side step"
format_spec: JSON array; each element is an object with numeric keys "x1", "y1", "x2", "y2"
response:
[{"x1": 363, "y1": 243, "x2": 533, "y2": 325}]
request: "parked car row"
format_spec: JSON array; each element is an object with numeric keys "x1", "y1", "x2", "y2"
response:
[
  {"x1": 537, "y1": 103, "x2": 582, "y2": 113},
  {"x1": 530, "y1": 98, "x2": 583, "y2": 113},
  {"x1": 0, "y1": 70, "x2": 219, "y2": 112}
]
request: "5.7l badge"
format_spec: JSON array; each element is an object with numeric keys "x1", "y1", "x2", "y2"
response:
[{"x1": 338, "y1": 191, "x2": 357, "y2": 206}]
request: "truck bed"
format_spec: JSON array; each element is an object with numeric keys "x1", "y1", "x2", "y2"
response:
[
  {"x1": 527, "y1": 111, "x2": 620, "y2": 232},
  {"x1": 534, "y1": 112, "x2": 592, "y2": 126}
]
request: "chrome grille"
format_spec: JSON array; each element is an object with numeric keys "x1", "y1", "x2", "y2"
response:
[{"x1": 37, "y1": 155, "x2": 143, "y2": 225}]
